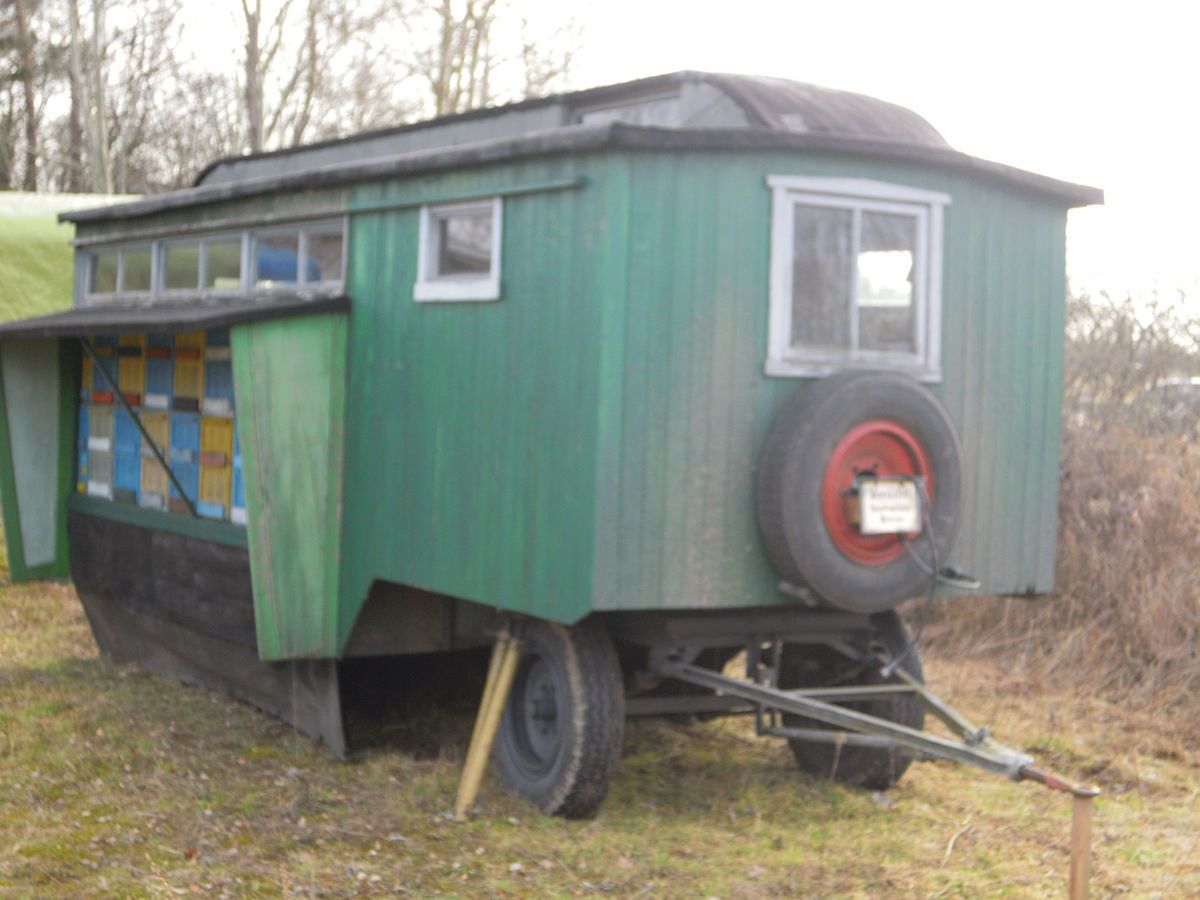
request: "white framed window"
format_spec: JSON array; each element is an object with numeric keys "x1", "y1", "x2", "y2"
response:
[
  {"x1": 413, "y1": 197, "x2": 502, "y2": 302},
  {"x1": 78, "y1": 217, "x2": 345, "y2": 305},
  {"x1": 766, "y1": 176, "x2": 950, "y2": 381}
]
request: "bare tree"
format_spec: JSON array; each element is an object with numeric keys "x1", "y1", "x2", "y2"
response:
[
  {"x1": 406, "y1": 0, "x2": 579, "y2": 117},
  {"x1": 8, "y1": 0, "x2": 39, "y2": 187}
]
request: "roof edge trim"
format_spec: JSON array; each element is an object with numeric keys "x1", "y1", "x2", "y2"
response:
[{"x1": 62, "y1": 122, "x2": 1102, "y2": 226}]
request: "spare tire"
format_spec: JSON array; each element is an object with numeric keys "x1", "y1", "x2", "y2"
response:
[{"x1": 756, "y1": 370, "x2": 962, "y2": 614}]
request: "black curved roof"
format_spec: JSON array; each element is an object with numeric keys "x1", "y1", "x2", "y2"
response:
[
  {"x1": 702, "y1": 73, "x2": 948, "y2": 147},
  {"x1": 189, "y1": 72, "x2": 951, "y2": 188},
  {"x1": 62, "y1": 72, "x2": 1101, "y2": 224}
]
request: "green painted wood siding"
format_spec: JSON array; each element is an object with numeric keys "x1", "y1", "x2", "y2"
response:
[
  {"x1": 338, "y1": 158, "x2": 620, "y2": 633},
  {"x1": 337, "y1": 149, "x2": 1069, "y2": 634},
  {"x1": 0, "y1": 338, "x2": 77, "y2": 581},
  {"x1": 596, "y1": 151, "x2": 1068, "y2": 612},
  {"x1": 232, "y1": 313, "x2": 348, "y2": 659}
]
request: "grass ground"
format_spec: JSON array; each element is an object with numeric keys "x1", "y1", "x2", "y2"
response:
[{"x1": 1, "y1": 581, "x2": 1197, "y2": 898}]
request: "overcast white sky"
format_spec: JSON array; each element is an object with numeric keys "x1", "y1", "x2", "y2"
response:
[
  {"x1": 558, "y1": 0, "x2": 1199, "y2": 307},
  {"x1": 185, "y1": 0, "x2": 1197, "y2": 305}
]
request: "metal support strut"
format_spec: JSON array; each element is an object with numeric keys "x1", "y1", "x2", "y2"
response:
[{"x1": 657, "y1": 654, "x2": 1099, "y2": 897}]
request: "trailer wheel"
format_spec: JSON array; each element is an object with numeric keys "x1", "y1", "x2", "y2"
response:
[
  {"x1": 756, "y1": 369, "x2": 962, "y2": 614},
  {"x1": 492, "y1": 619, "x2": 624, "y2": 819},
  {"x1": 778, "y1": 611, "x2": 924, "y2": 790}
]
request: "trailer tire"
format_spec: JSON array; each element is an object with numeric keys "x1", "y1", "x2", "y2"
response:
[
  {"x1": 493, "y1": 618, "x2": 624, "y2": 819},
  {"x1": 779, "y1": 611, "x2": 924, "y2": 790},
  {"x1": 756, "y1": 369, "x2": 962, "y2": 614}
]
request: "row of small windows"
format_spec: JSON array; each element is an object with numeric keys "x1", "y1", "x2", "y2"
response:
[{"x1": 84, "y1": 220, "x2": 345, "y2": 301}]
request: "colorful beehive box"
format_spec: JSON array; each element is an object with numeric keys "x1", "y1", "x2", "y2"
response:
[
  {"x1": 80, "y1": 353, "x2": 93, "y2": 402},
  {"x1": 117, "y1": 334, "x2": 145, "y2": 406},
  {"x1": 90, "y1": 336, "x2": 119, "y2": 404},
  {"x1": 112, "y1": 408, "x2": 141, "y2": 503},
  {"x1": 173, "y1": 332, "x2": 204, "y2": 412},
  {"x1": 168, "y1": 411, "x2": 200, "y2": 514},
  {"x1": 198, "y1": 416, "x2": 233, "y2": 519},
  {"x1": 231, "y1": 427, "x2": 246, "y2": 525},
  {"x1": 138, "y1": 411, "x2": 171, "y2": 510},
  {"x1": 144, "y1": 333, "x2": 174, "y2": 410},
  {"x1": 76, "y1": 403, "x2": 89, "y2": 493},
  {"x1": 202, "y1": 328, "x2": 234, "y2": 417},
  {"x1": 86, "y1": 404, "x2": 114, "y2": 499}
]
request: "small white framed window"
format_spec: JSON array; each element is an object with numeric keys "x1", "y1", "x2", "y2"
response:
[
  {"x1": 413, "y1": 197, "x2": 502, "y2": 302},
  {"x1": 766, "y1": 176, "x2": 950, "y2": 381}
]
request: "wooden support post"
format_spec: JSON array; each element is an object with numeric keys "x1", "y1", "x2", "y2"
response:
[
  {"x1": 454, "y1": 628, "x2": 523, "y2": 821},
  {"x1": 1068, "y1": 793, "x2": 1094, "y2": 899}
]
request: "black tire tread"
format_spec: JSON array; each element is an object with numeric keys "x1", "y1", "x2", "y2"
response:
[
  {"x1": 756, "y1": 370, "x2": 963, "y2": 613},
  {"x1": 780, "y1": 612, "x2": 925, "y2": 790},
  {"x1": 492, "y1": 619, "x2": 624, "y2": 819}
]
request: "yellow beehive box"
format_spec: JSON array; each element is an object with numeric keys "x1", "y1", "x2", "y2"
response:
[
  {"x1": 198, "y1": 416, "x2": 233, "y2": 517},
  {"x1": 118, "y1": 334, "x2": 146, "y2": 404},
  {"x1": 173, "y1": 331, "x2": 205, "y2": 410},
  {"x1": 138, "y1": 411, "x2": 171, "y2": 509}
]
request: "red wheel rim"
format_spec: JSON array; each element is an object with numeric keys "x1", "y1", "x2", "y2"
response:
[{"x1": 820, "y1": 419, "x2": 933, "y2": 566}]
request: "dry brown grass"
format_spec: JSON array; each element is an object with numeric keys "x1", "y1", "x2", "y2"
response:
[
  {"x1": 1, "y1": 580, "x2": 1198, "y2": 897},
  {"x1": 930, "y1": 293, "x2": 1200, "y2": 716}
]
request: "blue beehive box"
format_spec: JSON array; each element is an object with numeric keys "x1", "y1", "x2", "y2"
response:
[
  {"x1": 168, "y1": 412, "x2": 200, "y2": 514},
  {"x1": 144, "y1": 333, "x2": 174, "y2": 410},
  {"x1": 112, "y1": 408, "x2": 141, "y2": 502},
  {"x1": 231, "y1": 426, "x2": 246, "y2": 525},
  {"x1": 202, "y1": 328, "x2": 234, "y2": 416},
  {"x1": 76, "y1": 403, "x2": 89, "y2": 493}
]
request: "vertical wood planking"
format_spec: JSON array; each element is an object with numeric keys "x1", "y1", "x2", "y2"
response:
[
  {"x1": 338, "y1": 159, "x2": 604, "y2": 631},
  {"x1": 232, "y1": 313, "x2": 348, "y2": 660},
  {"x1": 329, "y1": 149, "x2": 1075, "y2": 630}
]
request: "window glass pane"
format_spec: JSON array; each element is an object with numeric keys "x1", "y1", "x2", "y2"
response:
[
  {"x1": 305, "y1": 228, "x2": 343, "y2": 282},
  {"x1": 255, "y1": 233, "x2": 299, "y2": 286},
  {"x1": 436, "y1": 209, "x2": 492, "y2": 276},
  {"x1": 164, "y1": 242, "x2": 200, "y2": 290},
  {"x1": 791, "y1": 205, "x2": 852, "y2": 350},
  {"x1": 122, "y1": 247, "x2": 153, "y2": 292},
  {"x1": 857, "y1": 212, "x2": 916, "y2": 354},
  {"x1": 90, "y1": 252, "x2": 118, "y2": 294},
  {"x1": 204, "y1": 239, "x2": 242, "y2": 290}
]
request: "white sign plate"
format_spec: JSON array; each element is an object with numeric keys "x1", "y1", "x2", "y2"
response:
[{"x1": 859, "y1": 479, "x2": 921, "y2": 535}]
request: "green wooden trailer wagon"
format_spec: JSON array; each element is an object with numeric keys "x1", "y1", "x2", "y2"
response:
[{"x1": 0, "y1": 73, "x2": 1102, "y2": 817}]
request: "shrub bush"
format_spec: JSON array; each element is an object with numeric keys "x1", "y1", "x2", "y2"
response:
[{"x1": 930, "y1": 293, "x2": 1200, "y2": 709}]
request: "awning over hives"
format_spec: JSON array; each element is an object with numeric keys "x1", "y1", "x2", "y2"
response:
[{"x1": 0, "y1": 293, "x2": 349, "y2": 339}]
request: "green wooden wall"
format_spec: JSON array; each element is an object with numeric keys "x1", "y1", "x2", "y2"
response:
[
  {"x1": 597, "y1": 151, "x2": 1067, "y2": 613},
  {"x1": 51, "y1": 143, "x2": 1073, "y2": 654},
  {"x1": 338, "y1": 158, "x2": 617, "y2": 635},
  {"x1": 232, "y1": 313, "x2": 348, "y2": 659},
  {"x1": 338, "y1": 149, "x2": 1070, "y2": 632}
]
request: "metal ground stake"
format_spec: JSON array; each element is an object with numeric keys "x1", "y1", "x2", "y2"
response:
[{"x1": 454, "y1": 627, "x2": 523, "y2": 821}]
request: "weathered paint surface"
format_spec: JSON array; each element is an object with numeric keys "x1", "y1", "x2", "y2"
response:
[
  {"x1": 55, "y1": 143, "x2": 1072, "y2": 653},
  {"x1": 599, "y1": 151, "x2": 1067, "y2": 612},
  {"x1": 232, "y1": 313, "x2": 347, "y2": 659},
  {"x1": 338, "y1": 149, "x2": 1069, "y2": 633},
  {"x1": 338, "y1": 157, "x2": 613, "y2": 635},
  {"x1": 0, "y1": 337, "x2": 77, "y2": 580}
]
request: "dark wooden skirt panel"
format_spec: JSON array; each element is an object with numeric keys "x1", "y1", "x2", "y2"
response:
[
  {"x1": 68, "y1": 509, "x2": 257, "y2": 647},
  {"x1": 68, "y1": 509, "x2": 347, "y2": 756}
]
